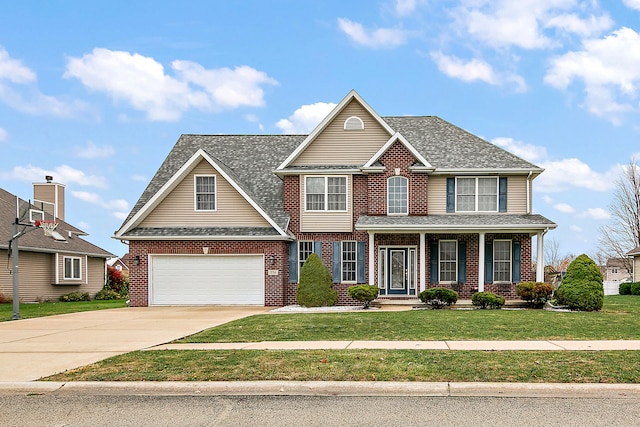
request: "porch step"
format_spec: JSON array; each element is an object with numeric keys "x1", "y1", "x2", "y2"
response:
[{"x1": 372, "y1": 299, "x2": 529, "y2": 309}]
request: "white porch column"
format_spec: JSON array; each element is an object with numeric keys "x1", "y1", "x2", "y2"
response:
[
  {"x1": 536, "y1": 231, "x2": 545, "y2": 282},
  {"x1": 368, "y1": 231, "x2": 375, "y2": 286},
  {"x1": 420, "y1": 232, "x2": 426, "y2": 292},
  {"x1": 478, "y1": 232, "x2": 485, "y2": 292}
]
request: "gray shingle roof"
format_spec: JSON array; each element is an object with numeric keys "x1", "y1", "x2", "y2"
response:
[
  {"x1": 119, "y1": 115, "x2": 549, "y2": 238},
  {"x1": 125, "y1": 226, "x2": 282, "y2": 238},
  {"x1": 356, "y1": 214, "x2": 556, "y2": 231},
  {"x1": 0, "y1": 188, "x2": 113, "y2": 257}
]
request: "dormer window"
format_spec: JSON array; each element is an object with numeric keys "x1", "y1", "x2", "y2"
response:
[
  {"x1": 344, "y1": 116, "x2": 364, "y2": 130},
  {"x1": 387, "y1": 176, "x2": 408, "y2": 215}
]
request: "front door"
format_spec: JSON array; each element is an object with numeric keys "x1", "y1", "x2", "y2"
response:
[{"x1": 382, "y1": 247, "x2": 416, "y2": 296}]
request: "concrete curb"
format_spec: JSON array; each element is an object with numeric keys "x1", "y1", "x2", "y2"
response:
[{"x1": 1, "y1": 381, "x2": 640, "y2": 398}]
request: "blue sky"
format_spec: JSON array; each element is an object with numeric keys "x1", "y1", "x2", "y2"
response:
[{"x1": 1, "y1": 0, "x2": 639, "y2": 260}]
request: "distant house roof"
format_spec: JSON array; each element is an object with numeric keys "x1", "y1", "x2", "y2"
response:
[
  {"x1": 627, "y1": 247, "x2": 640, "y2": 257},
  {"x1": 0, "y1": 187, "x2": 113, "y2": 258},
  {"x1": 606, "y1": 257, "x2": 631, "y2": 268}
]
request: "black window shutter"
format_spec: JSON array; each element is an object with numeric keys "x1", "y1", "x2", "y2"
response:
[
  {"x1": 446, "y1": 178, "x2": 455, "y2": 212},
  {"x1": 499, "y1": 177, "x2": 508, "y2": 212},
  {"x1": 332, "y1": 242, "x2": 341, "y2": 283},
  {"x1": 485, "y1": 241, "x2": 493, "y2": 284},
  {"x1": 458, "y1": 241, "x2": 466, "y2": 283},
  {"x1": 512, "y1": 241, "x2": 521, "y2": 282},
  {"x1": 357, "y1": 241, "x2": 366, "y2": 283},
  {"x1": 288, "y1": 241, "x2": 298, "y2": 283},
  {"x1": 430, "y1": 242, "x2": 438, "y2": 283}
]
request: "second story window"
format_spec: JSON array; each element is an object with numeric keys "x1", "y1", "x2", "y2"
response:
[
  {"x1": 387, "y1": 176, "x2": 408, "y2": 215},
  {"x1": 305, "y1": 176, "x2": 347, "y2": 211},
  {"x1": 195, "y1": 175, "x2": 216, "y2": 211},
  {"x1": 456, "y1": 177, "x2": 498, "y2": 212}
]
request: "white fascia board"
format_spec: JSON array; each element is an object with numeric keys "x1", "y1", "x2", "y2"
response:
[
  {"x1": 431, "y1": 168, "x2": 544, "y2": 175},
  {"x1": 118, "y1": 235, "x2": 293, "y2": 241},
  {"x1": 275, "y1": 168, "x2": 362, "y2": 176},
  {"x1": 363, "y1": 132, "x2": 434, "y2": 169},
  {"x1": 115, "y1": 149, "x2": 288, "y2": 238},
  {"x1": 356, "y1": 223, "x2": 557, "y2": 232},
  {"x1": 276, "y1": 90, "x2": 395, "y2": 171}
]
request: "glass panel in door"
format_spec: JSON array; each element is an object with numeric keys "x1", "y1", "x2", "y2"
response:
[{"x1": 389, "y1": 249, "x2": 407, "y2": 293}]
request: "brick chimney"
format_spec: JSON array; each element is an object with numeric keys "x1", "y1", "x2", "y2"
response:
[{"x1": 33, "y1": 175, "x2": 65, "y2": 221}]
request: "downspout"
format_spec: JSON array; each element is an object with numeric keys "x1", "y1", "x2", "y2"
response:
[{"x1": 527, "y1": 170, "x2": 533, "y2": 214}]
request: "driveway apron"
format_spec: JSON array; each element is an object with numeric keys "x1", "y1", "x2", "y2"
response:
[{"x1": 0, "y1": 306, "x2": 267, "y2": 382}]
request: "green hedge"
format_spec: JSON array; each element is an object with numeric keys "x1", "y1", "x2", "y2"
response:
[
  {"x1": 347, "y1": 285, "x2": 379, "y2": 309},
  {"x1": 418, "y1": 287, "x2": 458, "y2": 309},
  {"x1": 471, "y1": 292, "x2": 505, "y2": 309}
]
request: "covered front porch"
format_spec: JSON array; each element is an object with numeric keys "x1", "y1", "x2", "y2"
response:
[{"x1": 356, "y1": 214, "x2": 557, "y2": 299}]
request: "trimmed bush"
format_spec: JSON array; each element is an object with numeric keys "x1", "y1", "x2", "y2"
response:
[
  {"x1": 632, "y1": 282, "x2": 640, "y2": 296},
  {"x1": 95, "y1": 289, "x2": 122, "y2": 300},
  {"x1": 471, "y1": 291, "x2": 505, "y2": 309},
  {"x1": 516, "y1": 281, "x2": 553, "y2": 307},
  {"x1": 347, "y1": 284, "x2": 379, "y2": 309},
  {"x1": 59, "y1": 292, "x2": 90, "y2": 302},
  {"x1": 619, "y1": 282, "x2": 632, "y2": 295},
  {"x1": 296, "y1": 253, "x2": 338, "y2": 307},
  {"x1": 555, "y1": 254, "x2": 604, "y2": 311},
  {"x1": 419, "y1": 287, "x2": 458, "y2": 309}
]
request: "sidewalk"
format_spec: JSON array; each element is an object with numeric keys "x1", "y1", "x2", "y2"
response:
[{"x1": 149, "y1": 339, "x2": 640, "y2": 351}]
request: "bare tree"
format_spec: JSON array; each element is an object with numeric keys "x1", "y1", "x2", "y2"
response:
[
  {"x1": 599, "y1": 159, "x2": 640, "y2": 272},
  {"x1": 544, "y1": 238, "x2": 562, "y2": 269}
]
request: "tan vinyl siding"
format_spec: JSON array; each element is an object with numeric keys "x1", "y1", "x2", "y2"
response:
[
  {"x1": 292, "y1": 100, "x2": 391, "y2": 166},
  {"x1": 634, "y1": 257, "x2": 640, "y2": 282},
  {"x1": 428, "y1": 176, "x2": 447, "y2": 214},
  {"x1": 507, "y1": 175, "x2": 528, "y2": 214},
  {"x1": 141, "y1": 159, "x2": 270, "y2": 227},
  {"x1": 429, "y1": 175, "x2": 529, "y2": 214},
  {"x1": 300, "y1": 175, "x2": 353, "y2": 232},
  {"x1": 0, "y1": 250, "x2": 104, "y2": 302}
]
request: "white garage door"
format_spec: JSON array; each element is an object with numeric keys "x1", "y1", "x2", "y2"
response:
[{"x1": 150, "y1": 255, "x2": 264, "y2": 305}]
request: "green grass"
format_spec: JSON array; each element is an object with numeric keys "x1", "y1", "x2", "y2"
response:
[
  {"x1": 0, "y1": 299, "x2": 127, "y2": 322},
  {"x1": 45, "y1": 349, "x2": 640, "y2": 383},
  {"x1": 181, "y1": 295, "x2": 640, "y2": 342}
]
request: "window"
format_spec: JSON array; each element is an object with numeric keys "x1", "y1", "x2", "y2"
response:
[
  {"x1": 494, "y1": 240, "x2": 512, "y2": 283},
  {"x1": 195, "y1": 175, "x2": 216, "y2": 211},
  {"x1": 439, "y1": 241, "x2": 457, "y2": 282},
  {"x1": 387, "y1": 176, "x2": 408, "y2": 215},
  {"x1": 342, "y1": 241, "x2": 357, "y2": 282},
  {"x1": 305, "y1": 176, "x2": 347, "y2": 211},
  {"x1": 378, "y1": 249, "x2": 386, "y2": 289},
  {"x1": 456, "y1": 177, "x2": 498, "y2": 212},
  {"x1": 298, "y1": 241, "x2": 314, "y2": 273},
  {"x1": 64, "y1": 256, "x2": 81, "y2": 280},
  {"x1": 344, "y1": 116, "x2": 364, "y2": 130}
]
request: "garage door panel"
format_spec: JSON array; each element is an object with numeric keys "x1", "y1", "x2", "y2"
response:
[{"x1": 150, "y1": 255, "x2": 264, "y2": 305}]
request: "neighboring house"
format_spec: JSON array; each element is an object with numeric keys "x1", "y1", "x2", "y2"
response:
[
  {"x1": 627, "y1": 247, "x2": 640, "y2": 282},
  {"x1": 604, "y1": 258, "x2": 632, "y2": 282},
  {"x1": 115, "y1": 90, "x2": 557, "y2": 307},
  {"x1": 0, "y1": 178, "x2": 113, "y2": 302},
  {"x1": 107, "y1": 255, "x2": 130, "y2": 281}
]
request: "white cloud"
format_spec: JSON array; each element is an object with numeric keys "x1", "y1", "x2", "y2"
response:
[
  {"x1": 492, "y1": 137, "x2": 548, "y2": 162},
  {"x1": 535, "y1": 158, "x2": 620, "y2": 193},
  {"x1": 544, "y1": 27, "x2": 640, "y2": 124},
  {"x1": 542, "y1": 194, "x2": 554, "y2": 204},
  {"x1": 0, "y1": 127, "x2": 7, "y2": 141},
  {"x1": 276, "y1": 102, "x2": 336, "y2": 134},
  {"x1": 1, "y1": 164, "x2": 109, "y2": 188},
  {"x1": 75, "y1": 141, "x2": 115, "y2": 159},
  {"x1": 456, "y1": 0, "x2": 612, "y2": 50},
  {"x1": 431, "y1": 52, "x2": 526, "y2": 91},
  {"x1": 569, "y1": 225, "x2": 583, "y2": 232},
  {"x1": 554, "y1": 203, "x2": 575, "y2": 213},
  {"x1": 395, "y1": 0, "x2": 418, "y2": 16},
  {"x1": 64, "y1": 48, "x2": 277, "y2": 121},
  {"x1": 337, "y1": 18, "x2": 410, "y2": 49},
  {"x1": 0, "y1": 48, "x2": 36, "y2": 83},
  {"x1": 72, "y1": 191, "x2": 129, "y2": 216},
  {"x1": 623, "y1": 0, "x2": 640, "y2": 11},
  {"x1": 581, "y1": 207, "x2": 611, "y2": 220}
]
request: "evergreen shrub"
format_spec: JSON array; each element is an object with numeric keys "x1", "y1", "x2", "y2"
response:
[{"x1": 296, "y1": 253, "x2": 338, "y2": 307}]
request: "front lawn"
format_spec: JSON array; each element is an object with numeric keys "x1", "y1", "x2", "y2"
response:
[
  {"x1": 46, "y1": 349, "x2": 640, "y2": 383},
  {"x1": 181, "y1": 295, "x2": 640, "y2": 342},
  {"x1": 0, "y1": 299, "x2": 127, "y2": 322}
]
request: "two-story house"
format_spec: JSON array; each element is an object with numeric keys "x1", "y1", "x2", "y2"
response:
[{"x1": 115, "y1": 90, "x2": 556, "y2": 307}]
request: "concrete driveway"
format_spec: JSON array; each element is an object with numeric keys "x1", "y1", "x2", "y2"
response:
[{"x1": 0, "y1": 306, "x2": 268, "y2": 382}]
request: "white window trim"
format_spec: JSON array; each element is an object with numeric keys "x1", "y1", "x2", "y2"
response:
[
  {"x1": 344, "y1": 116, "x2": 364, "y2": 130},
  {"x1": 439, "y1": 240, "x2": 458, "y2": 284},
  {"x1": 194, "y1": 174, "x2": 217, "y2": 212},
  {"x1": 303, "y1": 175, "x2": 349, "y2": 212},
  {"x1": 298, "y1": 241, "x2": 314, "y2": 280},
  {"x1": 341, "y1": 241, "x2": 357, "y2": 284},
  {"x1": 387, "y1": 176, "x2": 408, "y2": 216},
  {"x1": 63, "y1": 256, "x2": 82, "y2": 280},
  {"x1": 455, "y1": 176, "x2": 498, "y2": 213},
  {"x1": 493, "y1": 239, "x2": 512, "y2": 284}
]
